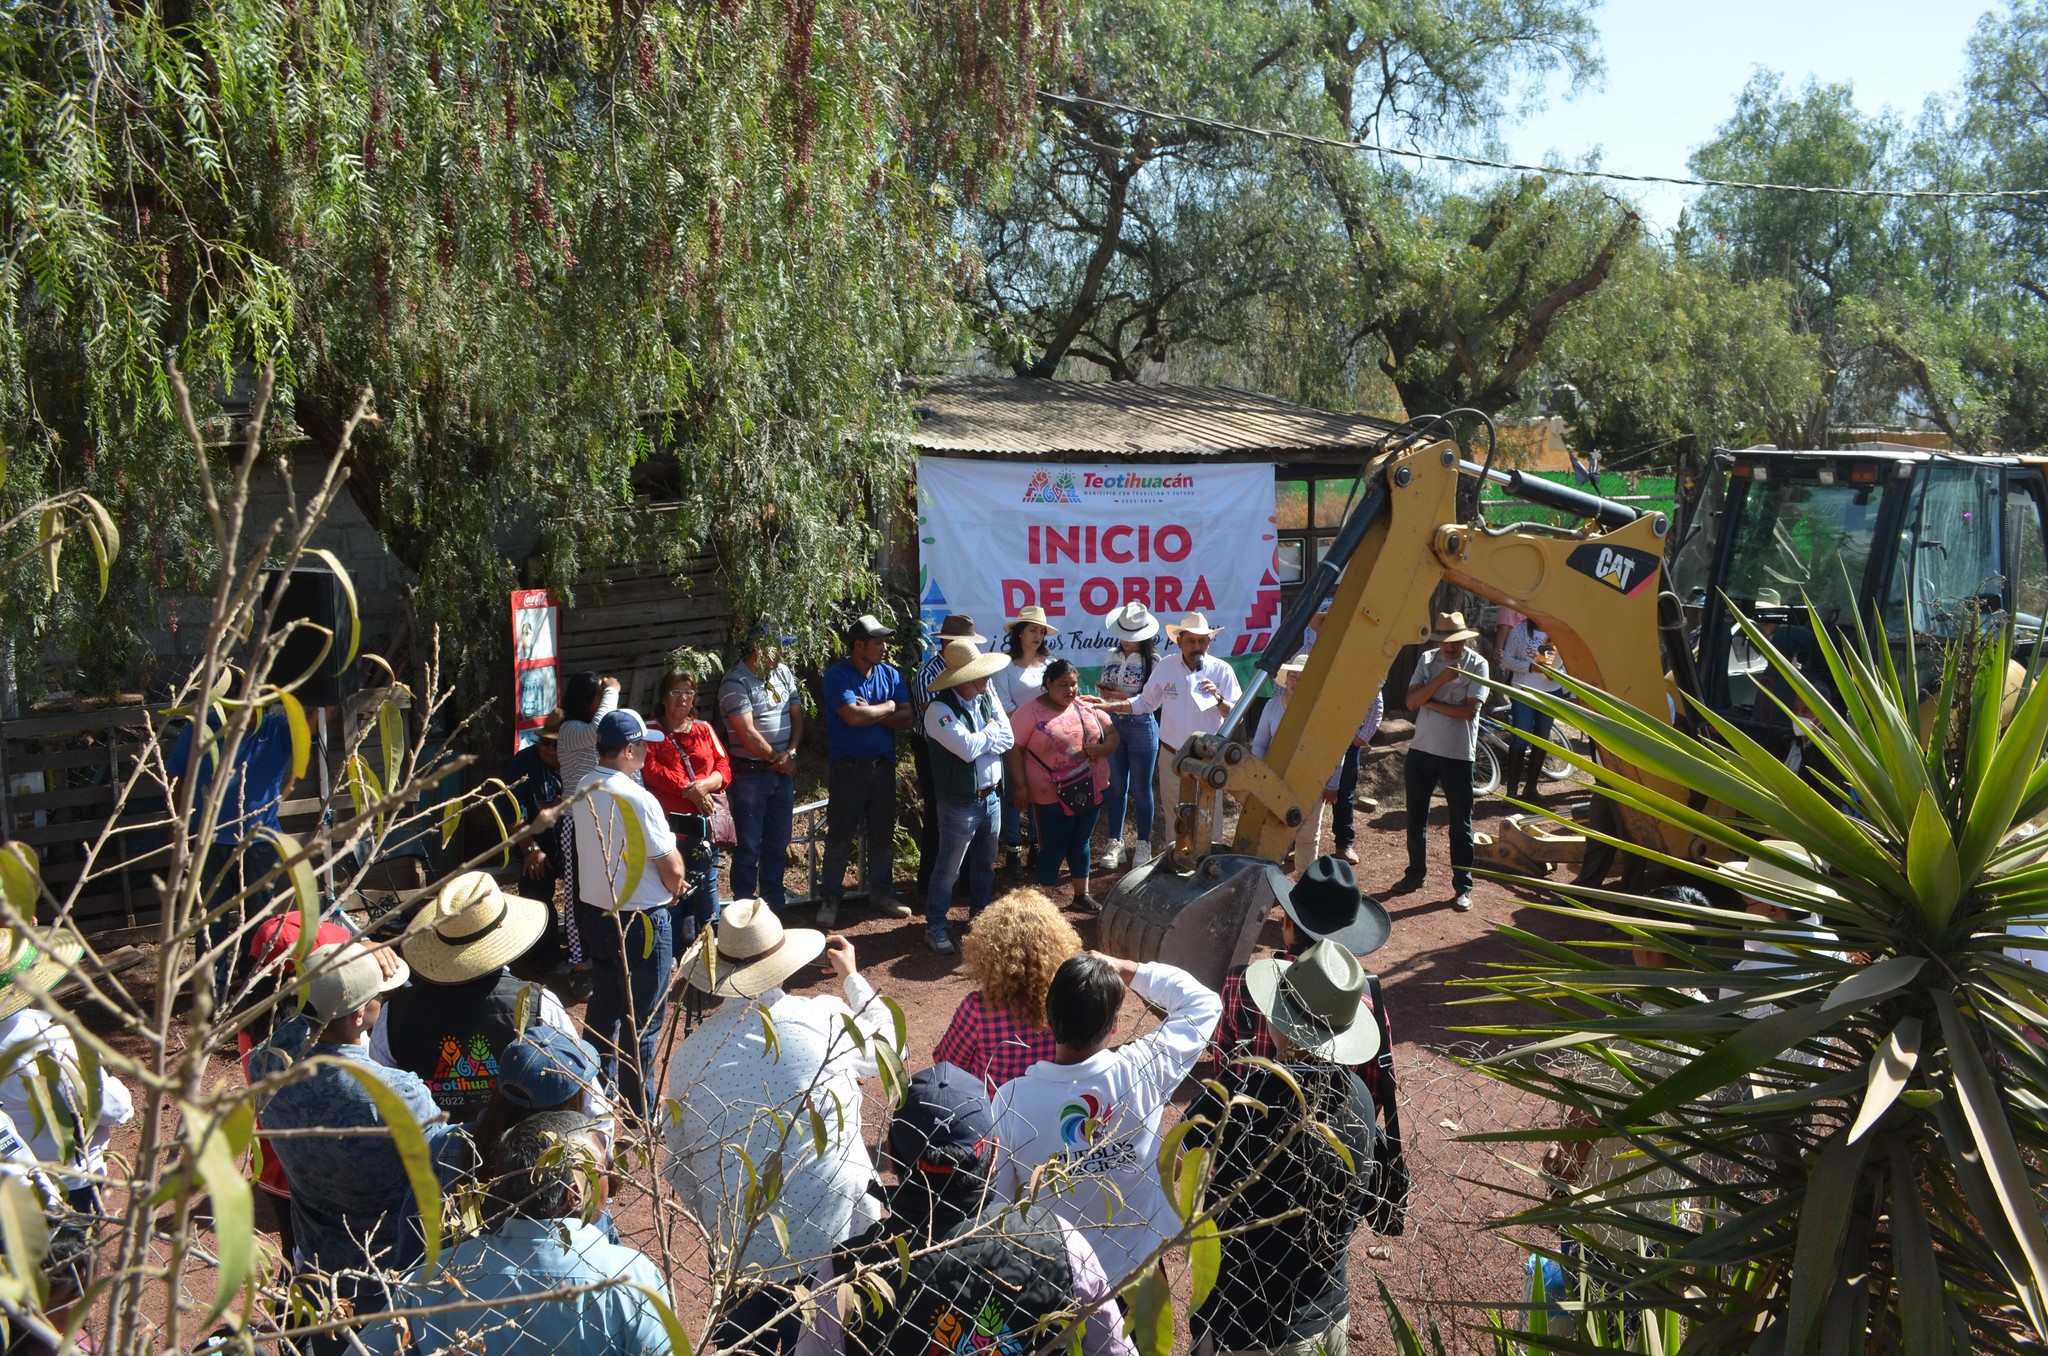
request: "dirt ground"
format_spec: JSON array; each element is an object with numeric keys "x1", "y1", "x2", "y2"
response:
[{"x1": 83, "y1": 766, "x2": 1592, "y2": 1352}]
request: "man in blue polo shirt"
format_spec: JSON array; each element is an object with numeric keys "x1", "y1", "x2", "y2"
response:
[{"x1": 816, "y1": 615, "x2": 914, "y2": 927}]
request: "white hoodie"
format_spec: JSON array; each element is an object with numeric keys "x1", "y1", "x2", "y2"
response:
[{"x1": 989, "y1": 962, "x2": 1222, "y2": 1288}]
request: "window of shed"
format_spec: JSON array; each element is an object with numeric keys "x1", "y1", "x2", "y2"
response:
[
  {"x1": 1276, "y1": 480, "x2": 1310, "y2": 531},
  {"x1": 1275, "y1": 539, "x2": 1305, "y2": 584},
  {"x1": 1314, "y1": 479, "x2": 1359, "y2": 528}
]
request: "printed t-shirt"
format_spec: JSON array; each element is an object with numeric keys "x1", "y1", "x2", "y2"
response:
[{"x1": 1013, "y1": 700, "x2": 1111, "y2": 806}]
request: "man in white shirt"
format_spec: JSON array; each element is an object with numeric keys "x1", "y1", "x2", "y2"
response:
[
  {"x1": 1251, "y1": 653, "x2": 1383, "y2": 873},
  {"x1": 1087, "y1": 612, "x2": 1242, "y2": 853},
  {"x1": 989, "y1": 951, "x2": 1221, "y2": 1288},
  {"x1": 666, "y1": 901, "x2": 898, "y2": 1280},
  {"x1": 572, "y1": 708, "x2": 688, "y2": 1116},
  {"x1": 920, "y1": 639, "x2": 1016, "y2": 954},
  {"x1": 1401, "y1": 612, "x2": 1489, "y2": 912}
]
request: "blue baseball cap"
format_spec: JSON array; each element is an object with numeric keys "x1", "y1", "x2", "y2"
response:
[
  {"x1": 888, "y1": 1063, "x2": 992, "y2": 1173},
  {"x1": 498, "y1": 1024, "x2": 602, "y2": 1109},
  {"x1": 595, "y1": 708, "x2": 665, "y2": 751},
  {"x1": 747, "y1": 622, "x2": 797, "y2": 646}
]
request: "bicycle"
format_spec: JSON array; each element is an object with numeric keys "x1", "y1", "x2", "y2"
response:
[{"x1": 1473, "y1": 705, "x2": 1591, "y2": 795}]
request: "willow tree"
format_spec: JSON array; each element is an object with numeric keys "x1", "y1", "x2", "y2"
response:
[{"x1": 0, "y1": 0, "x2": 1054, "y2": 724}]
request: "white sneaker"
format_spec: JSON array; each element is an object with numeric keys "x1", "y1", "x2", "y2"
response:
[
  {"x1": 1130, "y1": 841, "x2": 1152, "y2": 868},
  {"x1": 1453, "y1": 891, "x2": 1474, "y2": 912},
  {"x1": 1098, "y1": 843, "x2": 1126, "y2": 871}
]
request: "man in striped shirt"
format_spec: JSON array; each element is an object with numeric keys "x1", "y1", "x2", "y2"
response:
[{"x1": 912, "y1": 614, "x2": 986, "y2": 897}]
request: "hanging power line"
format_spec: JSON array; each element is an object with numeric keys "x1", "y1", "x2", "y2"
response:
[{"x1": 1037, "y1": 90, "x2": 2048, "y2": 202}]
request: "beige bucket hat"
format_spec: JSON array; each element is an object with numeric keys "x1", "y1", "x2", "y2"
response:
[
  {"x1": 402, "y1": 871, "x2": 549, "y2": 984},
  {"x1": 682, "y1": 897, "x2": 827, "y2": 999}
]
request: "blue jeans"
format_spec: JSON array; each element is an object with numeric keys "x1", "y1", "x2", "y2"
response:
[
  {"x1": 1101, "y1": 714, "x2": 1158, "y2": 843},
  {"x1": 576, "y1": 903, "x2": 673, "y2": 1118},
  {"x1": 1033, "y1": 801, "x2": 1102, "y2": 887},
  {"x1": 926, "y1": 794, "x2": 1000, "y2": 929},
  {"x1": 1507, "y1": 690, "x2": 1557, "y2": 752},
  {"x1": 728, "y1": 767, "x2": 794, "y2": 909},
  {"x1": 670, "y1": 854, "x2": 720, "y2": 948}
]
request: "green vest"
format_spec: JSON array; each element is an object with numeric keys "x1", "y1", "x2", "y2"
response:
[{"x1": 930, "y1": 691, "x2": 999, "y2": 803}]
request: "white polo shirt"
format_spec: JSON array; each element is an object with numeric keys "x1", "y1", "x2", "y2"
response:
[
  {"x1": 573, "y1": 766, "x2": 679, "y2": 910},
  {"x1": 1128, "y1": 653, "x2": 1242, "y2": 750}
]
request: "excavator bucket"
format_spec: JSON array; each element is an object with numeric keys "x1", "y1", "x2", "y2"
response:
[{"x1": 1097, "y1": 852, "x2": 1291, "y2": 993}]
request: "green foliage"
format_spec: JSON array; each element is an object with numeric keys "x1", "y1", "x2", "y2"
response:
[
  {"x1": 1540, "y1": 236, "x2": 1825, "y2": 462},
  {"x1": 1461, "y1": 612, "x2": 2048, "y2": 1353},
  {"x1": 0, "y1": 0, "x2": 1053, "y2": 724},
  {"x1": 969, "y1": 0, "x2": 1618, "y2": 415}
]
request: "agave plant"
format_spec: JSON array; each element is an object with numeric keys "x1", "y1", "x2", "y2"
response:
[{"x1": 1461, "y1": 607, "x2": 2048, "y2": 1355}]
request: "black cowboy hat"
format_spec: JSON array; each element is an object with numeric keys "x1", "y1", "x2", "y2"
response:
[{"x1": 1281, "y1": 856, "x2": 1392, "y2": 957}]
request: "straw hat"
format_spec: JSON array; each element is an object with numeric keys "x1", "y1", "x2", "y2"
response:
[
  {"x1": 303, "y1": 940, "x2": 411, "y2": 1024},
  {"x1": 1006, "y1": 606, "x2": 1053, "y2": 633},
  {"x1": 1433, "y1": 611, "x2": 1480, "y2": 644},
  {"x1": 1243, "y1": 939, "x2": 1381, "y2": 1064},
  {"x1": 0, "y1": 928, "x2": 81, "y2": 1021},
  {"x1": 1100, "y1": 603, "x2": 1160, "y2": 644},
  {"x1": 1720, "y1": 841, "x2": 1843, "y2": 906},
  {"x1": 402, "y1": 871, "x2": 549, "y2": 984},
  {"x1": 1164, "y1": 612, "x2": 1223, "y2": 641},
  {"x1": 1278, "y1": 651, "x2": 1312, "y2": 674},
  {"x1": 929, "y1": 638, "x2": 1011, "y2": 693},
  {"x1": 682, "y1": 897, "x2": 827, "y2": 998},
  {"x1": 538, "y1": 709, "x2": 565, "y2": 745}
]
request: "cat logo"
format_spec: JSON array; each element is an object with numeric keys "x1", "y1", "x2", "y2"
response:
[{"x1": 1566, "y1": 542, "x2": 1660, "y2": 597}]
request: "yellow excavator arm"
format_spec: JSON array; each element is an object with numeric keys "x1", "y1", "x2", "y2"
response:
[
  {"x1": 1099, "y1": 434, "x2": 1694, "y2": 987},
  {"x1": 1218, "y1": 438, "x2": 1688, "y2": 862}
]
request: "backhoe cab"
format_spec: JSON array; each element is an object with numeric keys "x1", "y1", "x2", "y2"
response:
[
  {"x1": 1098, "y1": 435, "x2": 2048, "y2": 990},
  {"x1": 1673, "y1": 447, "x2": 2047, "y2": 746}
]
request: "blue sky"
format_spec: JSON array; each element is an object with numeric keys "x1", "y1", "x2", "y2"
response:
[{"x1": 1497, "y1": 0, "x2": 1993, "y2": 235}]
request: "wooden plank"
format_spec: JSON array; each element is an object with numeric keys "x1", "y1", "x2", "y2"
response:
[
  {"x1": 5, "y1": 784, "x2": 122, "y2": 813},
  {"x1": 2, "y1": 707, "x2": 155, "y2": 740},
  {"x1": 0, "y1": 744, "x2": 162, "y2": 776}
]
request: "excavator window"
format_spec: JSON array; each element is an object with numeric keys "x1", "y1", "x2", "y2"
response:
[
  {"x1": 2008, "y1": 476, "x2": 2047, "y2": 658},
  {"x1": 1884, "y1": 462, "x2": 2006, "y2": 644}
]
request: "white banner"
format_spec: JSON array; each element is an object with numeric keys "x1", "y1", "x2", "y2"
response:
[{"x1": 915, "y1": 459, "x2": 1281, "y2": 673}]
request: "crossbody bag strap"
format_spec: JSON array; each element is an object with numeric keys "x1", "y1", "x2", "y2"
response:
[{"x1": 1366, "y1": 971, "x2": 1401, "y2": 1138}]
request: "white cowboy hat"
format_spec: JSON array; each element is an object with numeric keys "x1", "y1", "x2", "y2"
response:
[
  {"x1": 1433, "y1": 611, "x2": 1480, "y2": 644},
  {"x1": 1164, "y1": 612, "x2": 1223, "y2": 641},
  {"x1": 1242, "y1": 939, "x2": 1381, "y2": 1064},
  {"x1": 402, "y1": 871, "x2": 549, "y2": 984},
  {"x1": 1100, "y1": 602, "x2": 1160, "y2": 643},
  {"x1": 1720, "y1": 841, "x2": 1843, "y2": 906},
  {"x1": 682, "y1": 897, "x2": 827, "y2": 998},
  {"x1": 928, "y1": 638, "x2": 1012, "y2": 693}
]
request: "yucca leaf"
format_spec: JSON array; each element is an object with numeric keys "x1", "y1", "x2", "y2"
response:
[
  {"x1": 1904, "y1": 790, "x2": 1965, "y2": 931},
  {"x1": 1933, "y1": 991, "x2": 2048, "y2": 1328},
  {"x1": 1848, "y1": 1018, "x2": 1922, "y2": 1145},
  {"x1": 305, "y1": 548, "x2": 360, "y2": 667},
  {"x1": 1886, "y1": 1139, "x2": 1948, "y2": 1356},
  {"x1": 1616, "y1": 991, "x2": 1890, "y2": 1125},
  {"x1": 1782, "y1": 1128, "x2": 1872, "y2": 1356},
  {"x1": 1958, "y1": 660, "x2": 2048, "y2": 881}
]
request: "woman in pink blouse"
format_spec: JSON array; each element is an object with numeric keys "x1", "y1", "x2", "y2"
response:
[{"x1": 1007, "y1": 660, "x2": 1119, "y2": 912}]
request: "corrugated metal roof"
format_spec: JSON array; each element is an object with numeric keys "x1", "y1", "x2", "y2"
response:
[{"x1": 907, "y1": 376, "x2": 1403, "y2": 457}]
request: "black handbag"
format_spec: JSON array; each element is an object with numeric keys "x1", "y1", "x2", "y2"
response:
[{"x1": 1362, "y1": 971, "x2": 1410, "y2": 1235}]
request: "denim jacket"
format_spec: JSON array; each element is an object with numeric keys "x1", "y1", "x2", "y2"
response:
[{"x1": 250, "y1": 1017, "x2": 472, "y2": 1291}]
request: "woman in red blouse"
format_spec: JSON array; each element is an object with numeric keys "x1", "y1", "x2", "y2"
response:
[
  {"x1": 645, "y1": 667, "x2": 732, "y2": 934},
  {"x1": 932, "y1": 887, "x2": 1082, "y2": 1092}
]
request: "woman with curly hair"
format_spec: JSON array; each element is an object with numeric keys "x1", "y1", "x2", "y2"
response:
[{"x1": 932, "y1": 887, "x2": 1083, "y2": 1092}]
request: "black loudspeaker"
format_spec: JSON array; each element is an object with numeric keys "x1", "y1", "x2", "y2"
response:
[{"x1": 265, "y1": 566, "x2": 354, "y2": 706}]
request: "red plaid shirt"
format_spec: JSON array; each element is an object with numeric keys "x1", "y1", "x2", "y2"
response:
[
  {"x1": 1211, "y1": 952, "x2": 1387, "y2": 1101},
  {"x1": 932, "y1": 992, "x2": 1058, "y2": 1093}
]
